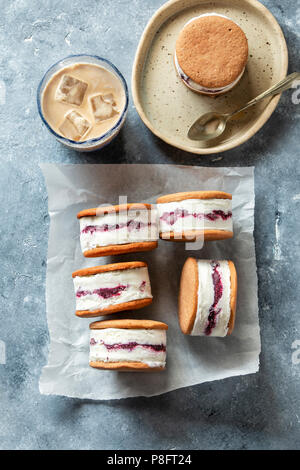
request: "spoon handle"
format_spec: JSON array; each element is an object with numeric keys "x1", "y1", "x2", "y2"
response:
[{"x1": 229, "y1": 72, "x2": 300, "y2": 118}]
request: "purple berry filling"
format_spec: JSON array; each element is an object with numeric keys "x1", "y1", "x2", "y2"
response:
[
  {"x1": 76, "y1": 284, "x2": 127, "y2": 299},
  {"x1": 205, "y1": 261, "x2": 223, "y2": 336},
  {"x1": 160, "y1": 208, "x2": 232, "y2": 226},
  {"x1": 139, "y1": 280, "x2": 146, "y2": 292},
  {"x1": 181, "y1": 73, "x2": 224, "y2": 94},
  {"x1": 90, "y1": 340, "x2": 166, "y2": 353},
  {"x1": 81, "y1": 220, "x2": 155, "y2": 235}
]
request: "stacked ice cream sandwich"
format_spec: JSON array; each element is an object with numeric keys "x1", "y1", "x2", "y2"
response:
[{"x1": 73, "y1": 192, "x2": 237, "y2": 372}]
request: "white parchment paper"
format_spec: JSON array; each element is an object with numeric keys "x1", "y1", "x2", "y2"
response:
[{"x1": 39, "y1": 164, "x2": 260, "y2": 400}]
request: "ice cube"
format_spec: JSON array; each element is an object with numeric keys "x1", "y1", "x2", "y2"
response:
[
  {"x1": 89, "y1": 93, "x2": 119, "y2": 122},
  {"x1": 102, "y1": 93, "x2": 115, "y2": 105},
  {"x1": 55, "y1": 74, "x2": 88, "y2": 106},
  {"x1": 59, "y1": 110, "x2": 91, "y2": 141}
]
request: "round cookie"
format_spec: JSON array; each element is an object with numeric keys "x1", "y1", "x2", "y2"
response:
[
  {"x1": 178, "y1": 257, "x2": 199, "y2": 334},
  {"x1": 90, "y1": 319, "x2": 168, "y2": 330},
  {"x1": 175, "y1": 14, "x2": 248, "y2": 95},
  {"x1": 156, "y1": 191, "x2": 233, "y2": 242},
  {"x1": 89, "y1": 319, "x2": 168, "y2": 371},
  {"x1": 178, "y1": 257, "x2": 237, "y2": 336},
  {"x1": 77, "y1": 203, "x2": 158, "y2": 257},
  {"x1": 72, "y1": 261, "x2": 153, "y2": 318}
]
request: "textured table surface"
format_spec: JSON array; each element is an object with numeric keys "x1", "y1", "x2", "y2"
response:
[{"x1": 0, "y1": 0, "x2": 299, "y2": 450}]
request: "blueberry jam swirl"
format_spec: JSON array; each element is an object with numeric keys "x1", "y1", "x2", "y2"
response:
[
  {"x1": 90, "y1": 339, "x2": 166, "y2": 353},
  {"x1": 76, "y1": 284, "x2": 127, "y2": 299},
  {"x1": 81, "y1": 220, "x2": 155, "y2": 235},
  {"x1": 205, "y1": 261, "x2": 223, "y2": 336},
  {"x1": 139, "y1": 280, "x2": 146, "y2": 292},
  {"x1": 181, "y1": 73, "x2": 224, "y2": 94},
  {"x1": 160, "y1": 208, "x2": 232, "y2": 226}
]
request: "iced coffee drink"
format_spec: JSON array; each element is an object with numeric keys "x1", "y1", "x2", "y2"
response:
[{"x1": 37, "y1": 56, "x2": 128, "y2": 151}]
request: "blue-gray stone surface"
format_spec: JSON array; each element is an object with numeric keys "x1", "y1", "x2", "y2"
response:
[{"x1": 0, "y1": 0, "x2": 299, "y2": 450}]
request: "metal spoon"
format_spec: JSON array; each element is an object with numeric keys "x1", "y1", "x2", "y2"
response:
[{"x1": 188, "y1": 72, "x2": 300, "y2": 141}]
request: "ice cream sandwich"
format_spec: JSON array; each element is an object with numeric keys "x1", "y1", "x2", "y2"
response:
[
  {"x1": 72, "y1": 261, "x2": 153, "y2": 318},
  {"x1": 157, "y1": 191, "x2": 233, "y2": 241},
  {"x1": 175, "y1": 13, "x2": 248, "y2": 95},
  {"x1": 78, "y1": 203, "x2": 158, "y2": 257},
  {"x1": 89, "y1": 319, "x2": 168, "y2": 371},
  {"x1": 178, "y1": 257, "x2": 237, "y2": 336}
]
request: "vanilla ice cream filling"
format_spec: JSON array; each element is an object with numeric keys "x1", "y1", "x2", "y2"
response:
[
  {"x1": 191, "y1": 260, "x2": 231, "y2": 337},
  {"x1": 175, "y1": 13, "x2": 246, "y2": 94},
  {"x1": 80, "y1": 209, "x2": 158, "y2": 252},
  {"x1": 90, "y1": 328, "x2": 167, "y2": 367},
  {"x1": 158, "y1": 198, "x2": 232, "y2": 233},
  {"x1": 73, "y1": 267, "x2": 152, "y2": 311}
]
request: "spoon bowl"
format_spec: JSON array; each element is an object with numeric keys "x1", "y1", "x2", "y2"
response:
[{"x1": 188, "y1": 112, "x2": 229, "y2": 141}]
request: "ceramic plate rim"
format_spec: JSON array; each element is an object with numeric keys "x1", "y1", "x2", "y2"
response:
[{"x1": 131, "y1": 0, "x2": 288, "y2": 155}]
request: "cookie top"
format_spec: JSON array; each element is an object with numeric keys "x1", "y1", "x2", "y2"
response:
[
  {"x1": 72, "y1": 261, "x2": 147, "y2": 278},
  {"x1": 175, "y1": 15, "x2": 248, "y2": 88},
  {"x1": 227, "y1": 260, "x2": 237, "y2": 336},
  {"x1": 77, "y1": 203, "x2": 153, "y2": 219},
  {"x1": 157, "y1": 190, "x2": 232, "y2": 204},
  {"x1": 178, "y1": 257, "x2": 199, "y2": 334},
  {"x1": 90, "y1": 319, "x2": 168, "y2": 330}
]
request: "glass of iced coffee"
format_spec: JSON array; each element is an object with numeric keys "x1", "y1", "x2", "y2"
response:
[{"x1": 37, "y1": 55, "x2": 128, "y2": 151}]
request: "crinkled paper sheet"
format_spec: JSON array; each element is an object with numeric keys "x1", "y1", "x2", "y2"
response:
[{"x1": 39, "y1": 164, "x2": 260, "y2": 400}]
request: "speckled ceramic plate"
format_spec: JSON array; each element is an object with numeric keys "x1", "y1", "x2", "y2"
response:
[{"x1": 132, "y1": 0, "x2": 288, "y2": 154}]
